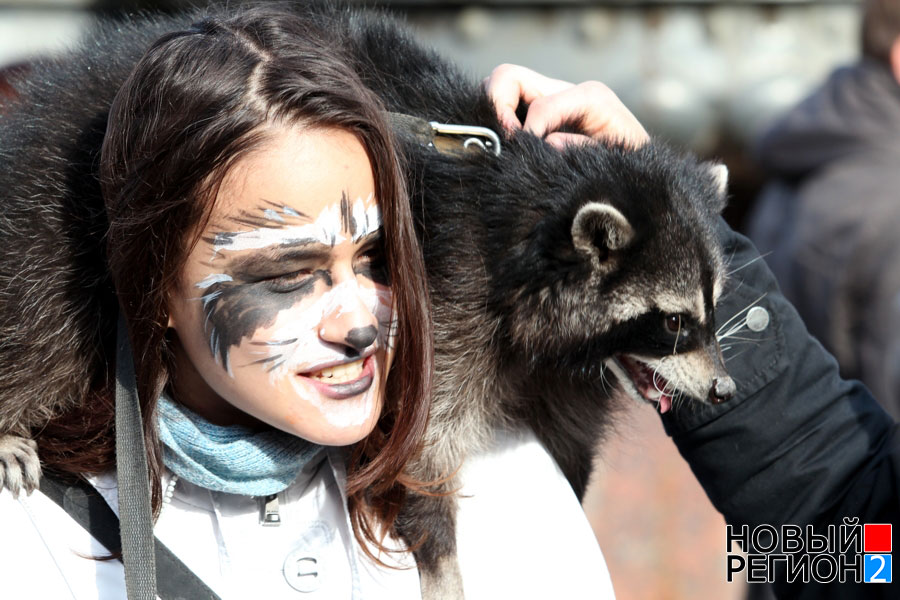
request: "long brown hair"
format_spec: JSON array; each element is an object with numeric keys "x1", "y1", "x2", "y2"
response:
[{"x1": 44, "y1": 6, "x2": 432, "y2": 554}]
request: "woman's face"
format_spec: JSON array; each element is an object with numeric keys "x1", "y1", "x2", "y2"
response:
[{"x1": 167, "y1": 126, "x2": 395, "y2": 446}]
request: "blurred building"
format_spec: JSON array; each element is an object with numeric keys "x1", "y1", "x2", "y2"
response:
[
  {"x1": 0, "y1": 1, "x2": 861, "y2": 149},
  {"x1": 0, "y1": 0, "x2": 862, "y2": 227},
  {"x1": 0, "y1": 1, "x2": 861, "y2": 143}
]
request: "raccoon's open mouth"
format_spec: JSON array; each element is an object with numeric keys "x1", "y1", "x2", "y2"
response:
[{"x1": 613, "y1": 355, "x2": 674, "y2": 414}]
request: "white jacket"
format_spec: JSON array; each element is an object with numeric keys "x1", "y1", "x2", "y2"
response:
[{"x1": 0, "y1": 427, "x2": 615, "y2": 599}]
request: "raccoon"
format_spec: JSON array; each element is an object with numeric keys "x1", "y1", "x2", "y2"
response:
[
  {"x1": 329, "y1": 10, "x2": 735, "y2": 595},
  {"x1": 0, "y1": 5, "x2": 734, "y2": 598}
]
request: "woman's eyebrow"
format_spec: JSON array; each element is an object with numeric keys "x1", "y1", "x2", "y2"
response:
[{"x1": 226, "y1": 244, "x2": 333, "y2": 277}]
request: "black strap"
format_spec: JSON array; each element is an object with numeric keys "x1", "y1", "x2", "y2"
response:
[
  {"x1": 39, "y1": 475, "x2": 222, "y2": 600},
  {"x1": 114, "y1": 310, "x2": 157, "y2": 600}
]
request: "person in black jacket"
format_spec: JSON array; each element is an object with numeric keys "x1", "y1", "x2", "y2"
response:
[
  {"x1": 485, "y1": 61, "x2": 899, "y2": 598},
  {"x1": 665, "y1": 219, "x2": 899, "y2": 598},
  {"x1": 748, "y1": 0, "x2": 900, "y2": 421}
]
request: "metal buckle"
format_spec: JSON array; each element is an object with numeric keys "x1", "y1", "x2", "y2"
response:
[{"x1": 429, "y1": 121, "x2": 502, "y2": 156}]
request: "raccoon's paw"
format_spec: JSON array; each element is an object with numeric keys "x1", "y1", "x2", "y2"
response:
[{"x1": 0, "y1": 435, "x2": 41, "y2": 497}]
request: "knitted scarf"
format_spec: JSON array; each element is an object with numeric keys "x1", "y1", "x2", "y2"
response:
[{"x1": 157, "y1": 394, "x2": 322, "y2": 496}]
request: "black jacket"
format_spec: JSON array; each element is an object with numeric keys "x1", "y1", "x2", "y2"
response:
[
  {"x1": 663, "y1": 219, "x2": 900, "y2": 598},
  {"x1": 747, "y1": 60, "x2": 900, "y2": 420}
]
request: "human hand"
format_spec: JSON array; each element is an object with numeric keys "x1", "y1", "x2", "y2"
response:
[{"x1": 483, "y1": 64, "x2": 649, "y2": 150}]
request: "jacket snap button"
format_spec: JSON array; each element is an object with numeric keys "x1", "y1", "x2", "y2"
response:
[
  {"x1": 284, "y1": 550, "x2": 321, "y2": 593},
  {"x1": 746, "y1": 306, "x2": 770, "y2": 332}
]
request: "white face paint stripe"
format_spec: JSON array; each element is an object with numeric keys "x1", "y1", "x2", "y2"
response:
[
  {"x1": 263, "y1": 208, "x2": 285, "y2": 223},
  {"x1": 196, "y1": 273, "x2": 233, "y2": 289},
  {"x1": 260, "y1": 280, "x2": 392, "y2": 382},
  {"x1": 351, "y1": 193, "x2": 380, "y2": 243},
  {"x1": 210, "y1": 195, "x2": 381, "y2": 259}
]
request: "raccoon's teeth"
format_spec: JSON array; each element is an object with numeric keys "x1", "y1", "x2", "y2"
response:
[{"x1": 308, "y1": 360, "x2": 364, "y2": 384}]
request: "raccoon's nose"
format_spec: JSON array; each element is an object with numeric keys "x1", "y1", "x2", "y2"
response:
[{"x1": 709, "y1": 377, "x2": 736, "y2": 404}]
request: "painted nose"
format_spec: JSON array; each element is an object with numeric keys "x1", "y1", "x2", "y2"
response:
[
  {"x1": 708, "y1": 376, "x2": 736, "y2": 404},
  {"x1": 344, "y1": 326, "x2": 378, "y2": 352},
  {"x1": 318, "y1": 287, "x2": 379, "y2": 356}
]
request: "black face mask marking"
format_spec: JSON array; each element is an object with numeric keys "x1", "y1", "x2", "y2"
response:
[
  {"x1": 353, "y1": 231, "x2": 390, "y2": 286},
  {"x1": 201, "y1": 271, "x2": 330, "y2": 372}
]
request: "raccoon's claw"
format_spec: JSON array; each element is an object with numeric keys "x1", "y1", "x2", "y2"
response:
[{"x1": 0, "y1": 435, "x2": 41, "y2": 497}]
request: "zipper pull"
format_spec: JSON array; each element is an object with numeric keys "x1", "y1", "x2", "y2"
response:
[{"x1": 258, "y1": 494, "x2": 281, "y2": 527}]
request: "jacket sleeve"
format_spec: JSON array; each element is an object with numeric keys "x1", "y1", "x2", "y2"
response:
[{"x1": 661, "y1": 219, "x2": 899, "y2": 597}]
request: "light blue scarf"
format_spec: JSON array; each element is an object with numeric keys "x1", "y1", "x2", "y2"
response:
[{"x1": 157, "y1": 394, "x2": 322, "y2": 496}]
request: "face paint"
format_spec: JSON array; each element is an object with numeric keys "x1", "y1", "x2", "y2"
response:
[
  {"x1": 167, "y1": 126, "x2": 395, "y2": 446},
  {"x1": 195, "y1": 198, "x2": 387, "y2": 373},
  {"x1": 208, "y1": 193, "x2": 380, "y2": 258}
]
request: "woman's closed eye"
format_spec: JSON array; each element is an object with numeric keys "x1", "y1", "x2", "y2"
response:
[{"x1": 263, "y1": 268, "x2": 316, "y2": 293}]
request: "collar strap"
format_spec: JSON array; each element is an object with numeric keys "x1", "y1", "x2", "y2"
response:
[{"x1": 388, "y1": 112, "x2": 502, "y2": 157}]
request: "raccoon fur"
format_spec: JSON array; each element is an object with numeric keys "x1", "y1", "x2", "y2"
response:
[{"x1": 0, "y1": 5, "x2": 734, "y2": 598}]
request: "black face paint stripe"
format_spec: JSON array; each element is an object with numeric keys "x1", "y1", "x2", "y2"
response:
[
  {"x1": 247, "y1": 354, "x2": 283, "y2": 367},
  {"x1": 202, "y1": 271, "x2": 329, "y2": 368},
  {"x1": 340, "y1": 190, "x2": 352, "y2": 237},
  {"x1": 354, "y1": 232, "x2": 389, "y2": 286}
]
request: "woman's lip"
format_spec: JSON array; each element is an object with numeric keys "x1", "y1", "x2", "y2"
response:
[
  {"x1": 299, "y1": 355, "x2": 375, "y2": 400},
  {"x1": 298, "y1": 350, "x2": 377, "y2": 374}
]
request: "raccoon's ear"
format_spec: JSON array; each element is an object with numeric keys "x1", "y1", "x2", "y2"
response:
[
  {"x1": 572, "y1": 202, "x2": 634, "y2": 267},
  {"x1": 704, "y1": 162, "x2": 729, "y2": 213}
]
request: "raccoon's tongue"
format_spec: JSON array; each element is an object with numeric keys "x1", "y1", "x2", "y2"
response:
[
  {"x1": 617, "y1": 355, "x2": 673, "y2": 414},
  {"x1": 658, "y1": 394, "x2": 672, "y2": 414}
]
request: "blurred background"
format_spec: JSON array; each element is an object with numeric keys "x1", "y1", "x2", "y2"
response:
[{"x1": 0, "y1": 1, "x2": 874, "y2": 599}]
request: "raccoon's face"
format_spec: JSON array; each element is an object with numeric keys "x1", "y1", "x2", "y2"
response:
[{"x1": 494, "y1": 142, "x2": 734, "y2": 411}]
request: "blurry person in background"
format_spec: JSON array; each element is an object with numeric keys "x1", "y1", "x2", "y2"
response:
[{"x1": 747, "y1": 0, "x2": 900, "y2": 419}]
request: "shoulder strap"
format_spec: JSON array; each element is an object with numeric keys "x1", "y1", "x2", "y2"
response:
[{"x1": 39, "y1": 475, "x2": 222, "y2": 600}]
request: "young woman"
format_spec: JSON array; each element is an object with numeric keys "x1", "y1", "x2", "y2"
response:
[{"x1": 0, "y1": 8, "x2": 617, "y2": 599}]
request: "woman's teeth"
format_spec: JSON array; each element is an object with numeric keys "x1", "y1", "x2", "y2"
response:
[{"x1": 309, "y1": 359, "x2": 364, "y2": 383}]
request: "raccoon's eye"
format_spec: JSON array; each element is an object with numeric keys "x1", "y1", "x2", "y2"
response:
[{"x1": 664, "y1": 315, "x2": 682, "y2": 334}]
